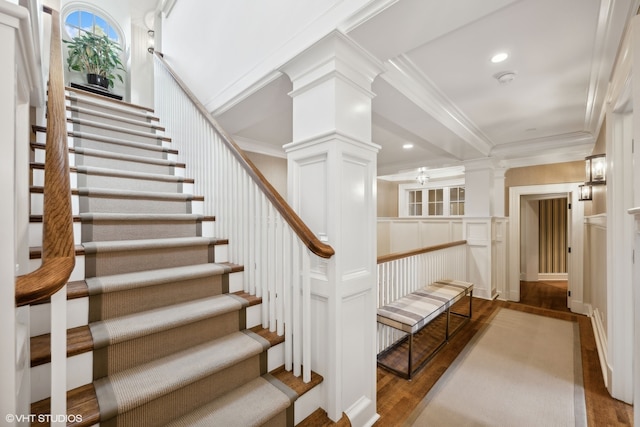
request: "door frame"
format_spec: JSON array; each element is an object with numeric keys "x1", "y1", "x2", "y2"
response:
[{"x1": 508, "y1": 182, "x2": 586, "y2": 314}]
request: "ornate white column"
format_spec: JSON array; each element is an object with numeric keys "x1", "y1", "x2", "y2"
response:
[{"x1": 282, "y1": 30, "x2": 383, "y2": 426}]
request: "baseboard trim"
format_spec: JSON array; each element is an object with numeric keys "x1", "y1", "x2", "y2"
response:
[
  {"x1": 344, "y1": 395, "x2": 379, "y2": 427},
  {"x1": 591, "y1": 308, "x2": 610, "y2": 389}
]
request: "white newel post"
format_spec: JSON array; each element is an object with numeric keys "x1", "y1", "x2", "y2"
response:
[{"x1": 282, "y1": 30, "x2": 383, "y2": 426}]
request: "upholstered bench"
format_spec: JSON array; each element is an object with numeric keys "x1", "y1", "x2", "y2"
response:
[{"x1": 377, "y1": 279, "x2": 473, "y2": 379}]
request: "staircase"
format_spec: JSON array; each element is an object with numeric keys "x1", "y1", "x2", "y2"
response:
[{"x1": 28, "y1": 87, "x2": 313, "y2": 426}]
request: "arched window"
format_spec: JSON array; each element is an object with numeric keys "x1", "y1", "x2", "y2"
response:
[{"x1": 64, "y1": 8, "x2": 123, "y2": 46}]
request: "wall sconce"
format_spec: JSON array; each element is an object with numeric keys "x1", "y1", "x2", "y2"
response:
[
  {"x1": 585, "y1": 154, "x2": 606, "y2": 185},
  {"x1": 147, "y1": 29, "x2": 155, "y2": 54},
  {"x1": 578, "y1": 184, "x2": 593, "y2": 201},
  {"x1": 416, "y1": 168, "x2": 429, "y2": 185}
]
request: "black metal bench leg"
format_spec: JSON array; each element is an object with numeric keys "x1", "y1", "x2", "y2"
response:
[{"x1": 408, "y1": 332, "x2": 413, "y2": 379}]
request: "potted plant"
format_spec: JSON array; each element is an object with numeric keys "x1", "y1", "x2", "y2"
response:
[{"x1": 64, "y1": 32, "x2": 125, "y2": 90}]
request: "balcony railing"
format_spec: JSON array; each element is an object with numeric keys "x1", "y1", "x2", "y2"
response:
[{"x1": 376, "y1": 241, "x2": 467, "y2": 353}]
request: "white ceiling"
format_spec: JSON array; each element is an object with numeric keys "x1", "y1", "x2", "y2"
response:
[{"x1": 215, "y1": 0, "x2": 638, "y2": 178}]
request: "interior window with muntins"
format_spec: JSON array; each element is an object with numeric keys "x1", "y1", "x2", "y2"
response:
[{"x1": 65, "y1": 9, "x2": 121, "y2": 44}]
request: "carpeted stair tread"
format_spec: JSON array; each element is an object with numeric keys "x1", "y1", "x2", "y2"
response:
[
  {"x1": 77, "y1": 187, "x2": 196, "y2": 201},
  {"x1": 68, "y1": 117, "x2": 171, "y2": 142},
  {"x1": 73, "y1": 146, "x2": 180, "y2": 168},
  {"x1": 83, "y1": 236, "x2": 219, "y2": 253},
  {"x1": 67, "y1": 105, "x2": 164, "y2": 130},
  {"x1": 165, "y1": 374, "x2": 297, "y2": 427},
  {"x1": 90, "y1": 294, "x2": 247, "y2": 348},
  {"x1": 93, "y1": 331, "x2": 270, "y2": 418},
  {"x1": 76, "y1": 165, "x2": 190, "y2": 183},
  {"x1": 70, "y1": 131, "x2": 175, "y2": 154},
  {"x1": 86, "y1": 263, "x2": 231, "y2": 295},
  {"x1": 81, "y1": 212, "x2": 204, "y2": 222}
]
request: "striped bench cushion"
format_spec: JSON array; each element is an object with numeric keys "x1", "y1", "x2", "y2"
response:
[
  {"x1": 428, "y1": 280, "x2": 474, "y2": 307},
  {"x1": 377, "y1": 279, "x2": 474, "y2": 334},
  {"x1": 377, "y1": 289, "x2": 448, "y2": 334}
]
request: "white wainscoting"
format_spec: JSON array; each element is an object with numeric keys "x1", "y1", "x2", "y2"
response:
[
  {"x1": 464, "y1": 217, "x2": 508, "y2": 300},
  {"x1": 584, "y1": 214, "x2": 609, "y2": 386},
  {"x1": 377, "y1": 217, "x2": 464, "y2": 256}
]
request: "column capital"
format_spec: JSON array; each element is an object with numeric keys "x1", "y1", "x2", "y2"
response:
[
  {"x1": 284, "y1": 130, "x2": 381, "y2": 155},
  {"x1": 280, "y1": 30, "x2": 385, "y2": 95}
]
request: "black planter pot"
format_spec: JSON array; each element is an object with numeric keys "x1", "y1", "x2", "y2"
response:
[{"x1": 87, "y1": 73, "x2": 109, "y2": 89}]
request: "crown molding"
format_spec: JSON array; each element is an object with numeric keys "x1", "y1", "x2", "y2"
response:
[
  {"x1": 490, "y1": 131, "x2": 594, "y2": 159},
  {"x1": 160, "y1": 0, "x2": 177, "y2": 17},
  {"x1": 338, "y1": 0, "x2": 400, "y2": 33},
  {"x1": 382, "y1": 55, "x2": 494, "y2": 157}
]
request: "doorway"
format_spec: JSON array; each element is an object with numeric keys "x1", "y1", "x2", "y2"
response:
[
  {"x1": 519, "y1": 194, "x2": 569, "y2": 308},
  {"x1": 507, "y1": 183, "x2": 586, "y2": 315}
]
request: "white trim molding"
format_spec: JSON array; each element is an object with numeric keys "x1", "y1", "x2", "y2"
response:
[{"x1": 507, "y1": 183, "x2": 585, "y2": 314}]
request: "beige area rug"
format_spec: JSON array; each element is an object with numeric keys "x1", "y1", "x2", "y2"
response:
[{"x1": 405, "y1": 308, "x2": 587, "y2": 426}]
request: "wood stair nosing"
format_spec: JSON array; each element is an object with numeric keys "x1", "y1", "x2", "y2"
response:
[
  {"x1": 29, "y1": 245, "x2": 85, "y2": 259},
  {"x1": 30, "y1": 325, "x2": 92, "y2": 367}
]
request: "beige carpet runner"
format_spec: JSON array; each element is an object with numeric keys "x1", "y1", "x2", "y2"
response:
[{"x1": 405, "y1": 308, "x2": 587, "y2": 426}]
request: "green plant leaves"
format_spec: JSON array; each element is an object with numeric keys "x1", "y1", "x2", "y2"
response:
[{"x1": 64, "y1": 32, "x2": 126, "y2": 89}]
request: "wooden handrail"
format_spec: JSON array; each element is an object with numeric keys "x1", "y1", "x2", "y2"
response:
[
  {"x1": 377, "y1": 240, "x2": 467, "y2": 264},
  {"x1": 154, "y1": 52, "x2": 335, "y2": 259},
  {"x1": 16, "y1": 9, "x2": 75, "y2": 306}
]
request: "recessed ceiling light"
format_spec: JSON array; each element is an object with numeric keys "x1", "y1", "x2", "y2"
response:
[
  {"x1": 403, "y1": 143, "x2": 414, "y2": 149},
  {"x1": 491, "y1": 52, "x2": 509, "y2": 63}
]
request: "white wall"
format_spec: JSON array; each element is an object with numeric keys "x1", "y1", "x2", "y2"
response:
[
  {"x1": 161, "y1": 0, "x2": 372, "y2": 112},
  {"x1": 377, "y1": 217, "x2": 463, "y2": 256}
]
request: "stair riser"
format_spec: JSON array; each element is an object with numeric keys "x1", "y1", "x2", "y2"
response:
[
  {"x1": 82, "y1": 219, "x2": 201, "y2": 242},
  {"x1": 75, "y1": 153, "x2": 176, "y2": 175},
  {"x1": 85, "y1": 244, "x2": 214, "y2": 277},
  {"x1": 77, "y1": 173, "x2": 183, "y2": 193},
  {"x1": 105, "y1": 355, "x2": 264, "y2": 427},
  {"x1": 89, "y1": 274, "x2": 226, "y2": 321},
  {"x1": 69, "y1": 122, "x2": 165, "y2": 146},
  {"x1": 28, "y1": 222, "x2": 82, "y2": 247},
  {"x1": 72, "y1": 136, "x2": 167, "y2": 160},
  {"x1": 68, "y1": 110, "x2": 159, "y2": 134},
  {"x1": 30, "y1": 296, "x2": 88, "y2": 337},
  {"x1": 30, "y1": 352, "x2": 93, "y2": 404},
  {"x1": 79, "y1": 195, "x2": 193, "y2": 215},
  {"x1": 94, "y1": 311, "x2": 244, "y2": 378}
]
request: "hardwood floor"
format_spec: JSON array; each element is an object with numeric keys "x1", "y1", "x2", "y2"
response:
[{"x1": 298, "y1": 281, "x2": 633, "y2": 426}]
